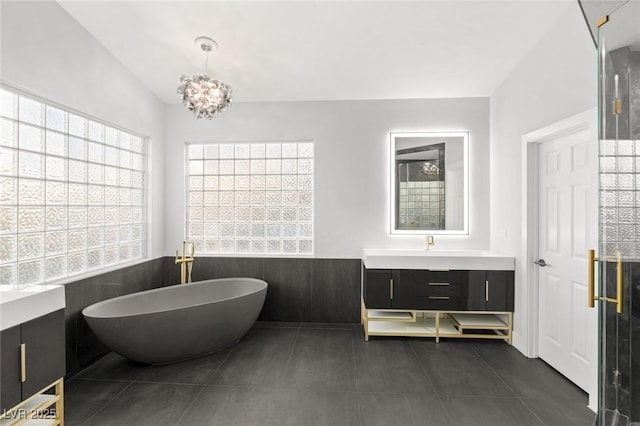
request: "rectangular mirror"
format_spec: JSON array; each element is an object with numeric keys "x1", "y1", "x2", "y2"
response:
[{"x1": 390, "y1": 131, "x2": 469, "y2": 234}]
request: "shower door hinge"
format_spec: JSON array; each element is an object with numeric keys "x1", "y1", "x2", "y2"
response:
[
  {"x1": 614, "y1": 99, "x2": 622, "y2": 115},
  {"x1": 613, "y1": 370, "x2": 621, "y2": 388},
  {"x1": 596, "y1": 15, "x2": 609, "y2": 28}
]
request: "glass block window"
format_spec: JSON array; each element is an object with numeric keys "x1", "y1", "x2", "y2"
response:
[
  {"x1": 186, "y1": 142, "x2": 313, "y2": 255},
  {"x1": 599, "y1": 139, "x2": 640, "y2": 259},
  {"x1": 0, "y1": 87, "x2": 147, "y2": 287},
  {"x1": 398, "y1": 180, "x2": 445, "y2": 230}
]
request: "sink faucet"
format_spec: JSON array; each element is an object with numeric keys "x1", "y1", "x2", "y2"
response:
[
  {"x1": 175, "y1": 241, "x2": 195, "y2": 284},
  {"x1": 425, "y1": 235, "x2": 435, "y2": 251}
]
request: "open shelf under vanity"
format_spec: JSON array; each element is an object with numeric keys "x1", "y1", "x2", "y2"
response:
[{"x1": 362, "y1": 307, "x2": 512, "y2": 343}]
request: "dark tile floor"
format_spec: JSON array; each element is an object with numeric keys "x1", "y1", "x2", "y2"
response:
[{"x1": 65, "y1": 322, "x2": 596, "y2": 426}]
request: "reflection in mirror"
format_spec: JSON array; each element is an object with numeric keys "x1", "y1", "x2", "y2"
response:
[{"x1": 390, "y1": 132, "x2": 468, "y2": 235}]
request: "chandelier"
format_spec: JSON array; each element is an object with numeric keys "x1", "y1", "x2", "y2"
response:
[
  {"x1": 421, "y1": 161, "x2": 440, "y2": 176},
  {"x1": 177, "y1": 36, "x2": 232, "y2": 119}
]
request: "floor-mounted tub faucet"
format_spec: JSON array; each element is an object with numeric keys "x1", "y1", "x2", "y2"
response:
[{"x1": 175, "y1": 241, "x2": 195, "y2": 284}]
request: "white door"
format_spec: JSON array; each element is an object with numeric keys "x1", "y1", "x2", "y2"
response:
[{"x1": 537, "y1": 124, "x2": 597, "y2": 394}]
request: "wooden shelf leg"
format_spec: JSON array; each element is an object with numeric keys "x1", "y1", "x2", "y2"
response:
[
  {"x1": 56, "y1": 378, "x2": 64, "y2": 425},
  {"x1": 363, "y1": 305, "x2": 369, "y2": 342}
]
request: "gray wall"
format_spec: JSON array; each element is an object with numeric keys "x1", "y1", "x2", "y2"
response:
[
  {"x1": 489, "y1": 2, "x2": 597, "y2": 352},
  {"x1": 0, "y1": 1, "x2": 166, "y2": 258},
  {"x1": 165, "y1": 257, "x2": 361, "y2": 323},
  {"x1": 164, "y1": 98, "x2": 491, "y2": 258}
]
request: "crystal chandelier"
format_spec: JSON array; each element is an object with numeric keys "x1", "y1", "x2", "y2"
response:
[
  {"x1": 421, "y1": 161, "x2": 440, "y2": 176},
  {"x1": 177, "y1": 36, "x2": 232, "y2": 119}
]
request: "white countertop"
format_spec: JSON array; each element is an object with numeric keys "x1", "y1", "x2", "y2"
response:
[
  {"x1": 362, "y1": 249, "x2": 515, "y2": 271},
  {"x1": 0, "y1": 285, "x2": 66, "y2": 331}
]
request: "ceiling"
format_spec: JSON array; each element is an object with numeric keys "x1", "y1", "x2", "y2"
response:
[{"x1": 57, "y1": 1, "x2": 576, "y2": 105}]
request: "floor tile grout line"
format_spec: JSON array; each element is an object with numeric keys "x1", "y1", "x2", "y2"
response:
[
  {"x1": 408, "y1": 338, "x2": 455, "y2": 426},
  {"x1": 285, "y1": 323, "x2": 302, "y2": 362},
  {"x1": 81, "y1": 380, "x2": 135, "y2": 425},
  {"x1": 469, "y1": 342, "x2": 521, "y2": 398},
  {"x1": 350, "y1": 325, "x2": 365, "y2": 426},
  {"x1": 205, "y1": 347, "x2": 234, "y2": 385},
  {"x1": 172, "y1": 383, "x2": 208, "y2": 426},
  {"x1": 130, "y1": 379, "x2": 212, "y2": 387},
  {"x1": 350, "y1": 327, "x2": 360, "y2": 394},
  {"x1": 518, "y1": 396, "x2": 553, "y2": 426},
  {"x1": 471, "y1": 343, "x2": 590, "y2": 403},
  {"x1": 469, "y1": 343, "x2": 550, "y2": 425},
  {"x1": 66, "y1": 377, "x2": 133, "y2": 384}
]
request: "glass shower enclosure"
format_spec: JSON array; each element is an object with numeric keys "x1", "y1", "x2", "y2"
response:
[{"x1": 593, "y1": 1, "x2": 640, "y2": 424}]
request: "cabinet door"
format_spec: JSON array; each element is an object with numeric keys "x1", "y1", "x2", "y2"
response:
[
  {"x1": 391, "y1": 270, "x2": 414, "y2": 309},
  {"x1": 466, "y1": 271, "x2": 515, "y2": 311},
  {"x1": 0, "y1": 325, "x2": 21, "y2": 413},
  {"x1": 20, "y1": 309, "x2": 65, "y2": 399},
  {"x1": 467, "y1": 271, "x2": 488, "y2": 310},
  {"x1": 364, "y1": 269, "x2": 393, "y2": 309},
  {"x1": 486, "y1": 271, "x2": 514, "y2": 312}
]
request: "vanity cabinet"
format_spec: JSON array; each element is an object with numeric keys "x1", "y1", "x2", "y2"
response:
[
  {"x1": 362, "y1": 265, "x2": 515, "y2": 343},
  {"x1": 364, "y1": 269, "x2": 514, "y2": 312},
  {"x1": 1, "y1": 309, "x2": 65, "y2": 425}
]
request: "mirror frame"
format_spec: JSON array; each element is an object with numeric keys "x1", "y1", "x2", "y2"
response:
[{"x1": 390, "y1": 131, "x2": 469, "y2": 235}]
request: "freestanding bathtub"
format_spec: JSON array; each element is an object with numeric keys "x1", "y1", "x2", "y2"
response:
[{"x1": 82, "y1": 277, "x2": 267, "y2": 364}]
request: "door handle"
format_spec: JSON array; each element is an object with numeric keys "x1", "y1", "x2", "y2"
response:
[
  {"x1": 588, "y1": 249, "x2": 595, "y2": 308},
  {"x1": 588, "y1": 249, "x2": 623, "y2": 314},
  {"x1": 390, "y1": 278, "x2": 394, "y2": 300},
  {"x1": 534, "y1": 259, "x2": 547, "y2": 267}
]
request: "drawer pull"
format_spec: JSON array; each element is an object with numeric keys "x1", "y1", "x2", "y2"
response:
[
  {"x1": 20, "y1": 343, "x2": 26, "y2": 383},
  {"x1": 428, "y1": 282, "x2": 450, "y2": 286},
  {"x1": 390, "y1": 278, "x2": 394, "y2": 300},
  {"x1": 428, "y1": 296, "x2": 450, "y2": 300}
]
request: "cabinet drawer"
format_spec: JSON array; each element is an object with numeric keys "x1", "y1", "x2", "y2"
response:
[
  {"x1": 415, "y1": 295, "x2": 467, "y2": 310},
  {"x1": 416, "y1": 281, "x2": 465, "y2": 297},
  {"x1": 400, "y1": 270, "x2": 468, "y2": 310},
  {"x1": 402, "y1": 271, "x2": 468, "y2": 290}
]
